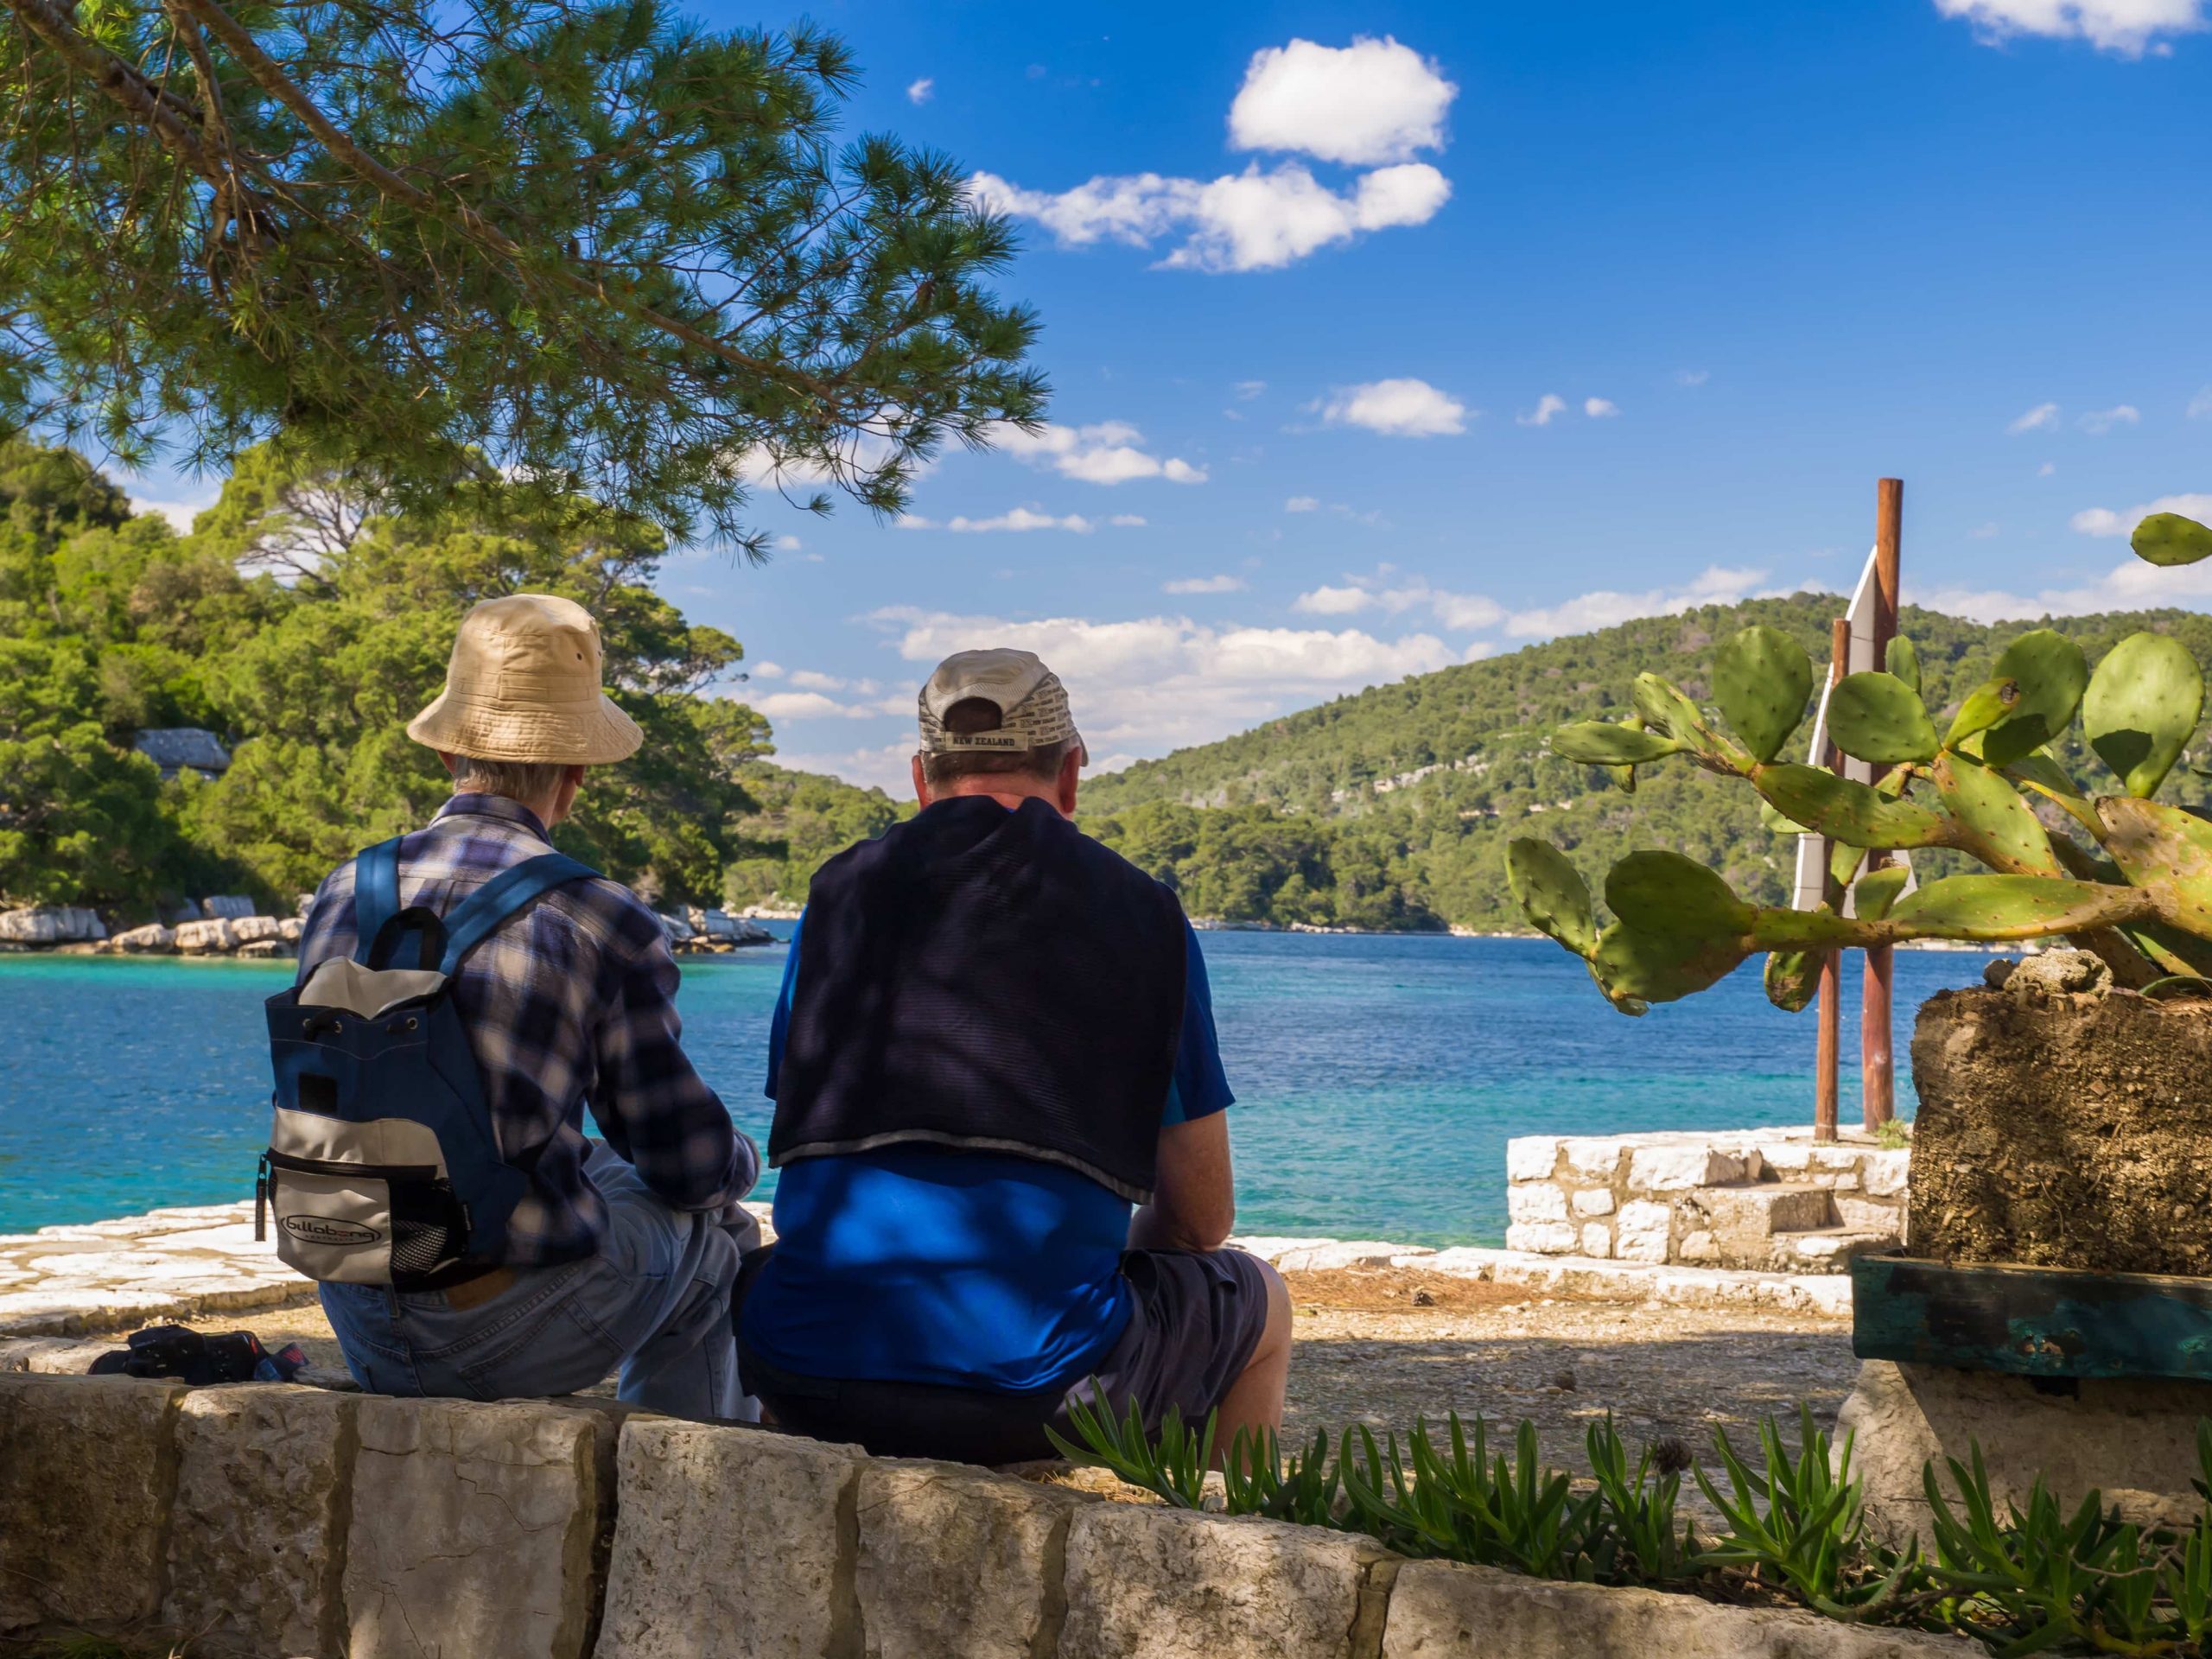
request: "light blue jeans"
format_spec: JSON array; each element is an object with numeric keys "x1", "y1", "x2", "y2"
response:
[{"x1": 321, "y1": 1144, "x2": 752, "y2": 1420}]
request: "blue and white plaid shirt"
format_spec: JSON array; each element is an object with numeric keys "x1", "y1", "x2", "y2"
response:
[{"x1": 297, "y1": 793, "x2": 756, "y2": 1267}]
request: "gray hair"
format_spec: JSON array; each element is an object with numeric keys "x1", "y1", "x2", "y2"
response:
[{"x1": 450, "y1": 755, "x2": 573, "y2": 802}]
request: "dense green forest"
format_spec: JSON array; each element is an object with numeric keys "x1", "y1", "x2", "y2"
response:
[
  {"x1": 1077, "y1": 594, "x2": 2212, "y2": 931},
  {"x1": 0, "y1": 440, "x2": 772, "y2": 912},
  {"x1": 10, "y1": 437, "x2": 2210, "y2": 933}
]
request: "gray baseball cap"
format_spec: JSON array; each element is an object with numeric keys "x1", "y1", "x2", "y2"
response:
[{"x1": 918, "y1": 648, "x2": 1084, "y2": 757}]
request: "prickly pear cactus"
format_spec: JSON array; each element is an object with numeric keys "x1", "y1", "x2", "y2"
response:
[{"x1": 1513, "y1": 512, "x2": 2212, "y2": 1014}]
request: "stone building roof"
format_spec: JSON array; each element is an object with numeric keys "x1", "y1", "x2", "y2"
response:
[{"x1": 132, "y1": 728, "x2": 232, "y2": 779}]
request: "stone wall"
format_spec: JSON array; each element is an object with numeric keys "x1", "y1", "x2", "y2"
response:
[
  {"x1": 1504, "y1": 1128, "x2": 1910, "y2": 1272},
  {"x1": 0, "y1": 1374, "x2": 1955, "y2": 1659}
]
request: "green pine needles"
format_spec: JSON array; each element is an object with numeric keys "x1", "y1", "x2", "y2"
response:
[
  {"x1": 1, "y1": 0, "x2": 1047, "y2": 553},
  {"x1": 1055, "y1": 1398, "x2": 2212, "y2": 1655},
  {"x1": 1508, "y1": 511, "x2": 2212, "y2": 1014}
]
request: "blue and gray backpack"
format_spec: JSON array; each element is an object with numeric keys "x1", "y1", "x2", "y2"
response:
[{"x1": 257, "y1": 836, "x2": 595, "y2": 1286}]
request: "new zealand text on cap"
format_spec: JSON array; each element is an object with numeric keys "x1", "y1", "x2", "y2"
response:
[{"x1": 917, "y1": 648, "x2": 1079, "y2": 753}]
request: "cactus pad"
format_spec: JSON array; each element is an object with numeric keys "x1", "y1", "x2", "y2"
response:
[
  {"x1": 1763, "y1": 949, "x2": 1821, "y2": 1012},
  {"x1": 1889, "y1": 874, "x2": 2128, "y2": 938},
  {"x1": 1933, "y1": 752, "x2": 2059, "y2": 874},
  {"x1": 1854, "y1": 865, "x2": 1910, "y2": 923},
  {"x1": 1550, "y1": 721, "x2": 1687, "y2": 766},
  {"x1": 1713, "y1": 625, "x2": 1814, "y2": 763},
  {"x1": 1827, "y1": 671, "x2": 1939, "y2": 765},
  {"x1": 2097, "y1": 797, "x2": 2212, "y2": 938},
  {"x1": 1886, "y1": 635, "x2": 1922, "y2": 699},
  {"x1": 1605, "y1": 849, "x2": 1756, "y2": 938},
  {"x1": 2083, "y1": 631, "x2": 2203, "y2": 799},
  {"x1": 1755, "y1": 763, "x2": 1946, "y2": 849},
  {"x1": 1505, "y1": 838, "x2": 1599, "y2": 958},
  {"x1": 2131, "y1": 512, "x2": 2212, "y2": 569},
  {"x1": 1977, "y1": 629, "x2": 2089, "y2": 767}
]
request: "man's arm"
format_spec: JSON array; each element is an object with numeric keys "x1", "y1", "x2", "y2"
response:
[
  {"x1": 1128, "y1": 1110, "x2": 1236, "y2": 1252},
  {"x1": 590, "y1": 925, "x2": 759, "y2": 1212}
]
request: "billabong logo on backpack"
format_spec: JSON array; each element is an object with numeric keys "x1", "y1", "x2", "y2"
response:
[{"x1": 283, "y1": 1215, "x2": 381, "y2": 1248}]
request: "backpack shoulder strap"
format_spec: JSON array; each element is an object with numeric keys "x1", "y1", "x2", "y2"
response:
[
  {"x1": 349, "y1": 836, "x2": 407, "y2": 964},
  {"x1": 437, "y1": 854, "x2": 599, "y2": 976}
]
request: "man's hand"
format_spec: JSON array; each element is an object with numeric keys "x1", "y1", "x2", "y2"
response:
[{"x1": 1128, "y1": 1113, "x2": 1235, "y2": 1254}]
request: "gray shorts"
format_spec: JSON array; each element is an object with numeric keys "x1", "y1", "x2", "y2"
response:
[{"x1": 741, "y1": 1247, "x2": 1275, "y2": 1465}]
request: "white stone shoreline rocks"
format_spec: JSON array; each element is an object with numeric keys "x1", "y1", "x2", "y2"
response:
[{"x1": 0, "y1": 897, "x2": 776, "y2": 961}]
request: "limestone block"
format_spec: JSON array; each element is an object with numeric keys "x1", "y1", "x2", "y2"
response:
[
  {"x1": 111, "y1": 922, "x2": 175, "y2": 953},
  {"x1": 231, "y1": 913, "x2": 287, "y2": 944},
  {"x1": 1061, "y1": 1504, "x2": 1390, "y2": 1659},
  {"x1": 1613, "y1": 1200, "x2": 1672, "y2": 1262},
  {"x1": 346, "y1": 1397, "x2": 603, "y2": 1659},
  {"x1": 595, "y1": 1419, "x2": 861, "y2": 1659},
  {"x1": 202, "y1": 893, "x2": 257, "y2": 919},
  {"x1": 1560, "y1": 1137, "x2": 1628, "y2": 1181},
  {"x1": 1504, "y1": 1136, "x2": 1560, "y2": 1181},
  {"x1": 1380, "y1": 1558, "x2": 1953, "y2": 1656},
  {"x1": 1678, "y1": 1230, "x2": 1719, "y2": 1262},
  {"x1": 658, "y1": 912, "x2": 695, "y2": 943},
  {"x1": 1579, "y1": 1222, "x2": 1613, "y2": 1259},
  {"x1": 1833, "y1": 1195, "x2": 1904, "y2": 1234},
  {"x1": 1627, "y1": 1146, "x2": 1750, "y2": 1193},
  {"x1": 1861, "y1": 1150, "x2": 1910, "y2": 1197},
  {"x1": 1506, "y1": 1184, "x2": 1568, "y2": 1224},
  {"x1": 1503, "y1": 1223, "x2": 1578, "y2": 1255},
  {"x1": 167, "y1": 1384, "x2": 354, "y2": 1659},
  {"x1": 0, "y1": 907, "x2": 59, "y2": 944},
  {"x1": 855, "y1": 1459, "x2": 1076, "y2": 1659},
  {"x1": 1570, "y1": 1187, "x2": 1616, "y2": 1217},
  {"x1": 1839, "y1": 1360, "x2": 2212, "y2": 1548},
  {"x1": 280, "y1": 915, "x2": 308, "y2": 942},
  {"x1": 174, "y1": 917, "x2": 238, "y2": 953},
  {"x1": 0, "y1": 1375, "x2": 183, "y2": 1631}
]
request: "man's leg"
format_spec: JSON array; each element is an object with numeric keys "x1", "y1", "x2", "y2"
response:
[
  {"x1": 1213, "y1": 1259, "x2": 1291, "y2": 1460},
  {"x1": 579, "y1": 1145, "x2": 746, "y2": 1420}
]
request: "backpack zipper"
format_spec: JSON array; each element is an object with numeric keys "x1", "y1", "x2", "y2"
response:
[{"x1": 265, "y1": 1149, "x2": 441, "y2": 1181}]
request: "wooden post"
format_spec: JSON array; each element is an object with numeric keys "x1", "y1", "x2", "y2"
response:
[
  {"x1": 1861, "y1": 480, "x2": 1903, "y2": 1129},
  {"x1": 1815, "y1": 614, "x2": 1850, "y2": 1144}
]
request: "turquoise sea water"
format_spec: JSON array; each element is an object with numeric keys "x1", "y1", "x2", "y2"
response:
[{"x1": 0, "y1": 934, "x2": 1981, "y2": 1245}]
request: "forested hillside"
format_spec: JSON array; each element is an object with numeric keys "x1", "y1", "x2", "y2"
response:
[{"x1": 1078, "y1": 594, "x2": 2212, "y2": 931}]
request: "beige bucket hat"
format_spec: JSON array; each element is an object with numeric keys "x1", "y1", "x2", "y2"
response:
[{"x1": 406, "y1": 594, "x2": 643, "y2": 765}]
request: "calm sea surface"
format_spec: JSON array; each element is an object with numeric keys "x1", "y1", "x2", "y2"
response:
[{"x1": 0, "y1": 933, "x2": 1983, "y2": 1245}]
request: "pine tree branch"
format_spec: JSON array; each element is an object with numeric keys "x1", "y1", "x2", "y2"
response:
[{"x1": 167, "y1": 0, "x2": 860, "y2": 408}]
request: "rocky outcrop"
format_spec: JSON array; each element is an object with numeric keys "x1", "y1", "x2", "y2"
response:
[
  {"x1": 0, "y1": 906, "x2": 105, "y2": 944},
  {"x1": 1909, "y1": 958, "x2": 2212, "y2": 1274}
]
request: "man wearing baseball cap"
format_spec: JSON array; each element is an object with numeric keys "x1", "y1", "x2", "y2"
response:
[
  {"x1": 297, "y1": 594, "x2": 757, "y2": 1418},
  {"x1": 739, "y1": 648, "x2": 1290, "y2": 1463}
]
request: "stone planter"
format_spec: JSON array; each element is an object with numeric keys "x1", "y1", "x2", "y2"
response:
[{"x1": 1840, "y1": 955, "x2": 2212, "y2": 1541}]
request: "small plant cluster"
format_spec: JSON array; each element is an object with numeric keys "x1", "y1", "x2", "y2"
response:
[
  {"x1": 1507, "y1": 509, "x2": 2212, "y2": 1014},
  {"x1": 1052, "y1": 1397, "x2": 2212, "y2": 1656}
]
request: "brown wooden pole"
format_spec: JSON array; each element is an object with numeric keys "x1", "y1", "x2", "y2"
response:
[
  {"x1": 1861, "y1": 480, "x2": 1904, "y2": 1130},
  {"x1": 1815, "y1": 614, "x2": 1850, "y2": 1144}
]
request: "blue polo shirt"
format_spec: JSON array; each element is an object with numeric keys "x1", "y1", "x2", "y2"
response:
[{"x1": 739, "y1": 915, "x2": 1233, "y2": 1392}]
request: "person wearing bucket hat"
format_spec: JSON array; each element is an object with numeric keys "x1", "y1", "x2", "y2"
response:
[
  {"x1": 292, "y1": 594, "x2": 759, "y2": 1420},
  {"x1": 736, "y1": 648, "x2": 1291, "y2": 1465}
]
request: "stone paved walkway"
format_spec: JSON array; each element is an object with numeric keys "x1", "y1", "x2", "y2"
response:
[{"x1": 0, "y1": 1202, "x2": 310, "y2": 1337}]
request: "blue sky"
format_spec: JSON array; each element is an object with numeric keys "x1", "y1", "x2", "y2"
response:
[{"x1": 134, "y1": 1, "x2": 2212, "y2": 794}]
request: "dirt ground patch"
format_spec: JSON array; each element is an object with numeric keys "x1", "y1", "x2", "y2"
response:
[{"x1": 139, "y1": 1263, "x2": 1857, "y2": 1488}]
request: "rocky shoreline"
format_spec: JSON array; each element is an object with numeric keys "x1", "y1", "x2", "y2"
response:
[{"x1": 0, "y1": 898, "x2": 778, "y2": 961}]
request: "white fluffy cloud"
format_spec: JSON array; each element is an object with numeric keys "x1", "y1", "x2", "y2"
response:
[
  {"x1": 2007, "y1": 402, "x2": 2060, "y2": 434},
  {"x1": 1319, "y1": 378, "x2": 1467, "y2": 437},
  {"x1": 1583, "y1": 397, "x2": 1620, "y2": 419},
  {"x1": 2077, "y1": 404, "x2": 2141, "y2": 434},
  {"x1": 898, "y1": 507, "x2": 1113, "y2": 533},
  {"x1": 862, "y1": 605, "x2": 1456, "y2": 752},
  {"x1": 1518, "y1": 393, "x2": 1568, "y2": 427},
  {"x1": 2190, "y1": 387, "x2": 2212, "y2": 419},
  {"x1": 1285, "y1": 495, "x2": 1320, "y2": 512},
  {"x1": 969, "y1": 35, "x2": 1455, "y2": 273},
  {"x1": 906, "y1": 77, "x2": 933, "y2": 105},
  {"x1": 1916, "y1": 552, "x2": 2212, "y2": 624},
  {"x1": 972, "y1": 161, "x2": 1450, "y2": 274},
  {"x1": 1934, "y1": 0, "x2": 2207, "y2": 54},
  {"x1": 1292, "y1": 563, "x2": 1773, "y2": 641},
  {"x1": 1164, "y1": 574, "x2": 1247, "y2": 594},
  {"x1": 1226, "y1": 35, "x2": 1456, "y2": 166},
  {"x1": 131, "y1": 497, "x2": 211, "y2": 532},
  {"x1": 988, "y1": 420, "x2": 1208, "y2": 485},
  {"x1": 2068, "y1": 491, "x2": 2212, "y2": 537}
]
